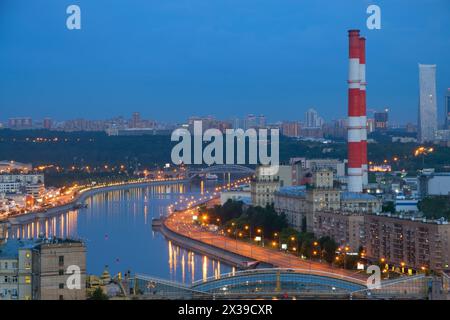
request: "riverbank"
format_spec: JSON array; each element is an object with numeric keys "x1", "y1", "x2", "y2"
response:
[
  {"x1": 5, "y1": 179, "x2": 187, "y2": 226},
  {"x1": 161, "y1": 201, "x2": 368, "y2": 284},
  {"x1": 154, "y1": 218, "x2": 260, "y2": 269}
]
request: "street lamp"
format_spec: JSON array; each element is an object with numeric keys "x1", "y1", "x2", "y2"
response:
[
  {"x1": 257, "y1": 228, "x2": 264, "y2": 247},
  {"x1": 290, "y1": 236, "x2": 299, "y2": 256}
]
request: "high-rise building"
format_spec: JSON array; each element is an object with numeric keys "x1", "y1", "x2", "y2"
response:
[
  {"x1": 131, "y1": 112, "x2": 141, "y2": 128},
  {"x1": 445, "y1": 88, "x2": 450, "y2": 129},
  {"x1": 257, "y1": 115, "x2": 266, "y2": 128},
  {"x1": 281, "y1": 121, "x2": 301, "y2": 137},
  {"x1": 8, "y1": 118, "x2": 33, "y2": 129},
  {"x1": 418, "y1": 64, "x2": 438, "y2": 143},
  {"x1": 305, "y1": 108, "x2": 323, "y2": 128},
  {"x1": 43, "y1": 118, "x2": 53, "y2": 130},
  {"x1": 374, "y1": 109, "x2": 389, "y2": 131}
]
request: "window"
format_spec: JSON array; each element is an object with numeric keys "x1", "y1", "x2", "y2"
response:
[
  {"x1": 59, "y1": 269, "x2": 64, "y2": 276},
  {"x1": 25, "y1": 276, "x2": 31, "y2": 284},
  {"x1": 58, "y1": 256, "x2": 64, "y2": 266},
  {"x1": 59, "y1": 295, "x2": 64, "y2": 300},
  {"x1": 59, "y1": 283, "x2": 64, "y2": 289}
]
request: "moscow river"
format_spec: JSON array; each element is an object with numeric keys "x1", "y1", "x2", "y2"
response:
[{"x1": 7, "y1": 181, "x2": 233, "y2": 284}]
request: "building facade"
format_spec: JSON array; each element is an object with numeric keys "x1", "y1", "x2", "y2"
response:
[
  {"x1": 418, "y1": 64, "x2": 438, "y2": 143},
  {"x1": 251, "y1": 165, "x2": 293, "y2": 207},
  {"x1": 340, "y1": 192, "x2": 381, "y2": 213},
  {"x1": 33, "y1": 240, "x2": 86, "y2": 300},
  {"x1": 313, "y1": 211, "x2": 365, "y2": 251},
  {"x1": 419, "y1": 172, "x2": 450, "y2": 197},
  {"x1": 364, "y1": 213, "x2": 450, "y2": 273},
  {"x1": 274, "y1": 187, "x2": 308, "y2": 231},
  {"x1": 0, "y1": 238, "x2": 86, "y2": 300},
  {"x1": 0, "y1": 174, "x2": 45, "y2": 197}
]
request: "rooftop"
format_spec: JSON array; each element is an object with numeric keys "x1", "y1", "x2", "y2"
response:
[
  {"x1": 0, "y1": 239, "x2": 38, "y2": 259},
  {"x1": 276, "y1": 186, "x2": 307, "y2": 197},
  {"x1": 341, "y1": 192, "x2": 378, "y2": 201},
  {"x1": 372, "y1": 212, "x2": 448, "y2": 225},
  {"x1": 0, "y1": 238, "x2": 83, "y2": 259}
]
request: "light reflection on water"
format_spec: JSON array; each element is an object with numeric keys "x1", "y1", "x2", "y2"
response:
[{"x1": 6, "y1": 182, "x2": 232, "y2": 283}]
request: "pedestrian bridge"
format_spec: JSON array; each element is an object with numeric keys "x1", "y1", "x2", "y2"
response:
[
  {"x1": 191, "y1": 268, "x2": 366, "y2": 297},
  {"x1": 131, "y1": 268, "x2": 431, "y2": 299}
]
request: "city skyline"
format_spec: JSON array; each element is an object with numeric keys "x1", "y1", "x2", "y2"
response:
[{"x1": 0, "y1": 1, "x2": 449, "y2": 124}]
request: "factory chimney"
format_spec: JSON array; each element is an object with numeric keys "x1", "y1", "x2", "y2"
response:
[{"x1": 347, "y1": 30, "x2": 363, "y2": 193}]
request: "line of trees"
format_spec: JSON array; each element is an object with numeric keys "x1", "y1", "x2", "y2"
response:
[{"x1": 203, "y1": 200, "x2": 339, "y2": 264}]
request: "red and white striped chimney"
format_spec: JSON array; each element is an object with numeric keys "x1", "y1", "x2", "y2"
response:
[
  {"x1": 359, "y1": 37, "x2": 368, "y2": 186},
  {"x1": 347, "y1": 30, "x2": 363, "y2": 193}
]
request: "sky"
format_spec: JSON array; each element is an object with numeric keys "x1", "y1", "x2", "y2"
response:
[{"x1": 0, "y1": 0, "x2": 449, "y2": 124}]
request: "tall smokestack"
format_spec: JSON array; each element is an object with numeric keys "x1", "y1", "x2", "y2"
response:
[
  {"x1": 347, "y1": 30, "x2": 363, "y2": 193},
  {"x1": 359, "y1": 37, "x2": 368, "y2": 186}
]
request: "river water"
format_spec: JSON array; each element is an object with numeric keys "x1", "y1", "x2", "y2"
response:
[{"x1": 6, "y1": 181, "x2": 233, "y2": 284}]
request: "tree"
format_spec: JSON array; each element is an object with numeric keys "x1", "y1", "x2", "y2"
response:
[
  {"x1": 90, "y1": 287, "x2": 109, "y2": 300},
  {"x1": 382, "y1": 201, "x2": 395, "y2": 214},
  {"x1": 319, "y1": 236, "x2": 338, "y2": 264},
  {"x1": 418, "y1": 196, "x2": 450, "y2": 220}
]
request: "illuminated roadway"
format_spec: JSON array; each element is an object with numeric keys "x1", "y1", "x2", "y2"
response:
[{"x1": 163, "y1": 201, "x2": 368, "y2": 285}]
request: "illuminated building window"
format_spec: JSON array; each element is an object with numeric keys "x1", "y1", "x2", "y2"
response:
[{"x1": 25, "y1": 276, "x2": 31, "y2": 284}]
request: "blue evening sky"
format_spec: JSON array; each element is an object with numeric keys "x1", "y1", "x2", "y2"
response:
[{"x1": 0, "y1": 0, "x2": 449, "y2": 124}]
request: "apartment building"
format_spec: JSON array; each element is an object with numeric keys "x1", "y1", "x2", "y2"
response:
[
  {"x1": 365, "y1": 213, "x2": 450, "y2": 272},
  {"x1": 313, "y1": 211, "x2": 365, "y2": 251},
  {"x1": 251, "y1": 165, "x2": 293, "y2": 207},
  {"x1": 0, "y1": 174, "x2": 45, "y2": 197},
  {"x1": 274, "y1": 186, "x2": 308, "y2": 231},
  {"x1": 340, "y1": 192, "x2": 381, "y2": 213},
  {"x1": 0, "y1": 238, "x2": 86, "y2": 300}
]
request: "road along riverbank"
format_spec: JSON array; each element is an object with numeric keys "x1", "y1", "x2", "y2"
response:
[
  {"x1": 5, "y1": 179, "x2": 187, "y2": 226},
  {"x1": 160, "y1": 199, "x2": 368, "y2": 284},
  {"x1": 153, "y1": 218, "x2": 261, "y2": 269}
]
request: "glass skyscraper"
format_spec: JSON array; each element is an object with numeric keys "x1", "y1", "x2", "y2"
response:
[
  {"x1": 445, "y1": 88, "x2": 450, "y2": 129},
  {"x1": 418, "y1": 64, "x2": 438, "y2": 143}
]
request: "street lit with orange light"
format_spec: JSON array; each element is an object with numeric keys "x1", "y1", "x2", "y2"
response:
[{"x1": 163, "y1": 180, "x2": 368, "y2": 283}]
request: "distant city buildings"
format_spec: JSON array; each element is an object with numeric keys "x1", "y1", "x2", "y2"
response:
[
  {"x1": 0, "y1": 161, "x2": 32, "y2": 174},
  {"x1": 374, "y1": 109, "x2": 389, "y2": 131},
  {"x1": 418, "y1": 64, "x2": 438, "y2": 143},
  {"x1": 42, "y1": 118, "x2": 53, "y2": 130},
  {"x1": 8, "y1": 118, "x2": 32, "y2": 130},
  {"x1": 305, "y1": 108, "x2": 324, "y2": 128},
  {"x1": 280, "y1": 121, "x2": 301, "y2": 138}
]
